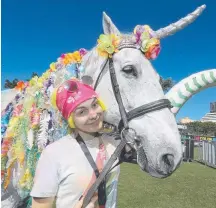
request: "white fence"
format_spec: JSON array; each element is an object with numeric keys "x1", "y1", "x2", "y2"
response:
[{"x1": 195, "y1": 140, "x2": 216, "y2": 168}]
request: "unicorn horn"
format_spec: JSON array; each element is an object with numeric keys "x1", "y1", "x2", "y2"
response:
[{"x1": 155, "y1": 5, "x2": 206, "y2": 39}]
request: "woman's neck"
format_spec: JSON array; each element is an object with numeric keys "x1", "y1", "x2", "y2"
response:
[{"x1": 74, "y1": 130, "x2": 99, "y2": 140}]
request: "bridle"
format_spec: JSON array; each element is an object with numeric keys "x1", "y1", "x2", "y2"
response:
[{"x1": 82, "y1": 42, "x2": 172, "y2": 207}]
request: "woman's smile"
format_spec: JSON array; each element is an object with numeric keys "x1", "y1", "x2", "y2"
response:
[{"x1": 86, "y1": 114, "x2": 102, "y2": 126}]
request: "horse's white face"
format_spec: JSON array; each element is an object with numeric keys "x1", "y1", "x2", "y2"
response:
[{"x1": 82, "y1": 14, "x2": 182, "y2": 178}]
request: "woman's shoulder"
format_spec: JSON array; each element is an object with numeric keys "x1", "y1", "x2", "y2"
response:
[{"x1": 44, "y1": 134, "x2": 76, "y2": 154}]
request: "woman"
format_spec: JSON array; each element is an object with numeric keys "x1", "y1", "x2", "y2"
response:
[{"x1": 30, "y1": 79, "x2": 123, "y2": 208}]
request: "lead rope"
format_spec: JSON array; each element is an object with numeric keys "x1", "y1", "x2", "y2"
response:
[{"x1": 76, "y1": 134, "x2": 107, "y2": 207}]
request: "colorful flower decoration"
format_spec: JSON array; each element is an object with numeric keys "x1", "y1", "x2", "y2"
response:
[
  {"x1": 60, "y1": 50, "x2": 83, "y2": 65},
  {"x1": 96, "y1": 25, "x2": 160, "y2": 60},
  {"x1": 97, "y1": 34, "x2": 121, "y2": 58},
  {"x1": 29, "y1": 104, "x2": 40, "y2": 129},
  {"x1": 133, "y1": 25, "x2": 161, "y2": 60}
]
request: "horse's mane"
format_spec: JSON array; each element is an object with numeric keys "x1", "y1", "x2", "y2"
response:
[
  {"x1": 82, "y1": 46, "x2": 107, "y2": 79},
  {"x1": 1, "y1": 46, "x2": 105, "y2": 206}
]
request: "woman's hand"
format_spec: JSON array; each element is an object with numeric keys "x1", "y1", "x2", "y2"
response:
[{"x1": 74, "y1": 194, "x2": 98, "y2": 208}]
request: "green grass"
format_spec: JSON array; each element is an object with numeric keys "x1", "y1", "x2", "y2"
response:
[{"x1": 118, "y1": 162, "x2": 216, "y2": 208}]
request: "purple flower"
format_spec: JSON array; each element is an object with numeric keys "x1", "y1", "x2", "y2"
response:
[
  {"x1": 79, "y1": 48, "x2": 88, "y2": 57},
  {"x1": 134, "y1": 25, "x2": 145, "y2": 44}
]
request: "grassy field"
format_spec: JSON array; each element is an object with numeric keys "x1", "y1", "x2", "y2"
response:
[{"x1": 118, "y1": 162, "x2": 216, "y2": 208}]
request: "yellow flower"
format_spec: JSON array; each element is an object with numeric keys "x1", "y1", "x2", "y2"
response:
[
  {"x1": 23, "y1": 95, "x2": 35, "y2": 111},
  {"x1": 37, "y1": 77, "x2": 44, "y2": 88},
  {"x1": 50, "y1": 62, "x2": 56, "y2": 71},
  {"x1": 72, "y1": 51, "x2": 82, "y2": 63},
  {"x1": 97, "y1": 34, "x2": 121, "y2": 58},
  {"x1": 13, "y1": 140, "x2": 25, "y2": 167},
  {"x1": 19, "y1": 168, "x2": 32, "y2": 189},
  {"x1": 8, "y1": 117, "x2": 19, "y2": 129},
  {"x1": 29, "y1": 76, "x2": 38, "y2": 87},
  {"x1": 4, "y1": 131, "x2": 14, "y2": 139},
  {"x1": 42, "y1": 71, "x2": 50, "y2": 79},
  {"x1": 97, "y1": 47, "x2": 109, "y2": 58},
  {"x1": 111, "y1": 34, "x2": 120, "y2": 51},
  {"x1": 143, "y1": 25, "x2": 151, "y2": 32}
]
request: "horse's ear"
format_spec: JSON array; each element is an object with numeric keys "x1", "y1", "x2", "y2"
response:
[
  {"x1": 102, "y1": 12, "x2": 120, "y2": 35},
  {"x1": 81, "y1": 75, "x2": 94, "y2": 86}
]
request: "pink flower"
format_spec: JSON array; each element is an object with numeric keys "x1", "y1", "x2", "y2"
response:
[
  {"x1": 13, "y1": 105, "x2": 23, "y2": 117},
  {"x1": 61, "y1": 54, "x2": 65, "y2": 58},
  {"x1": 145, "y1": 44, "x2": 161, "y2": 60}
]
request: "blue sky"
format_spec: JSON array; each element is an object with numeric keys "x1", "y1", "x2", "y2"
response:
[{"x1": 2, "y1": 0, "x2": 216, "y2": 121}]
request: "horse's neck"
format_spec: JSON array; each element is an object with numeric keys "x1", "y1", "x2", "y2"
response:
[{"x1": 82, "y1": 47, "x2": 107, "y2": 84}]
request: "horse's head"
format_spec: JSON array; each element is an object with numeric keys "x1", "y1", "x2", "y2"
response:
[{"x1": 82, "y1": 5, "x2": 205, "y2": 178}]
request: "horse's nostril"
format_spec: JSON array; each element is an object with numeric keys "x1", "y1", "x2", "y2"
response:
[{"x1": 160, "y1": 154, "x2": 175, "y2": 174}]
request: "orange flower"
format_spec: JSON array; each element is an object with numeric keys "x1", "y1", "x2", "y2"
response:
[
  {"x1": 15, "y1": 81, "x2": 26, "y2": 91},
  {"x1": 145, "y1": 44, "x2": 161, "y2": 60},
  {"x1": 61, "y1": 53, "x2": 75, "y2": 65},
  {"x1": 59, "y1": 51, "x2": 83, "y2": 66},
  {"x1": 111, "y1": 34, "x2": 120, "y2": 52}
]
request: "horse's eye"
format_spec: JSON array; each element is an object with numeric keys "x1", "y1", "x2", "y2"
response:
[{"x1": 122, "y1": 65, "x2": 137, "y2": 77}]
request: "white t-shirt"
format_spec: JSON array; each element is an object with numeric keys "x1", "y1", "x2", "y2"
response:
[{"x1": 30, "y1": 132, "x2": 120, "y2": 208}]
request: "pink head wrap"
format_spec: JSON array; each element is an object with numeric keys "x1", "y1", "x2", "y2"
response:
[{"x1": 56, "y1": 79, "x2": 98, "y2": 119}]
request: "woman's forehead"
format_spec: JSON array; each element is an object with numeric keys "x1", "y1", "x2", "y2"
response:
[{"x1": 76, "y1": 98, "x2": 96, "y2": 109}]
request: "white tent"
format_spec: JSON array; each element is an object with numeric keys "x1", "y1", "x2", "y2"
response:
[{"x1": 1, "y1": 89, "x2": 17, "y2": 111}]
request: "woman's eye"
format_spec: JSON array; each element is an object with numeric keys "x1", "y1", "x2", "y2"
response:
[
  {"x1": 122, "y1": 65, "x2": 137, "y2": 77},
  {"x1": 79, "y1": 111, "x2": 84, "y2": 115},
  {"x1": 92, "y1": 102, "x2": 99, "y2": 109},
  {"x1": 77, "y1": 109, "x2": 87, "y2": 116}
]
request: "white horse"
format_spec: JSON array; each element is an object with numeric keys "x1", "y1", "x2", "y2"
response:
[
  {"x1": 1, "y1": 4, "x2": 208, "y2": 207},
  {"x1": 80, "y1": 5, "x2": 206, "y2": 177}
]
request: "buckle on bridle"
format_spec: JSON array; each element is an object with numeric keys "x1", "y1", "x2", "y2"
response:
[{"x1": 121, "y1": 127, "x2": 138, "y2": 145}]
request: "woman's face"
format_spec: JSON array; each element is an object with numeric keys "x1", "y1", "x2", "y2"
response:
[{"x1": 73, "y1": 98, "x2": 104, "y2": 133}]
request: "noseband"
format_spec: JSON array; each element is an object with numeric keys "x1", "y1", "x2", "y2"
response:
[{"x1": 82, "y1": 44, "x2": 172, "y2": 207}]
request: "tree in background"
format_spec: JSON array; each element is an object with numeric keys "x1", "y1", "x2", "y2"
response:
[
  {"x1": 4, "y1": 73, "x2": 39, "y2": 89},
  {"x1": 159, "y1": 76, "x2": 174, "y2": 93},
  {"x1": 26, "y1": 72, "x2": 38, "y2": 81},
  {"x1": 4, "y1": 79, "x2": 19, "y2": 89},
  {"x1": 185, "y1": 121, "x2": 216, "y2": 137},
  {"x1": 4, "y1": 73, "x2": 174, "y2": 92}
]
